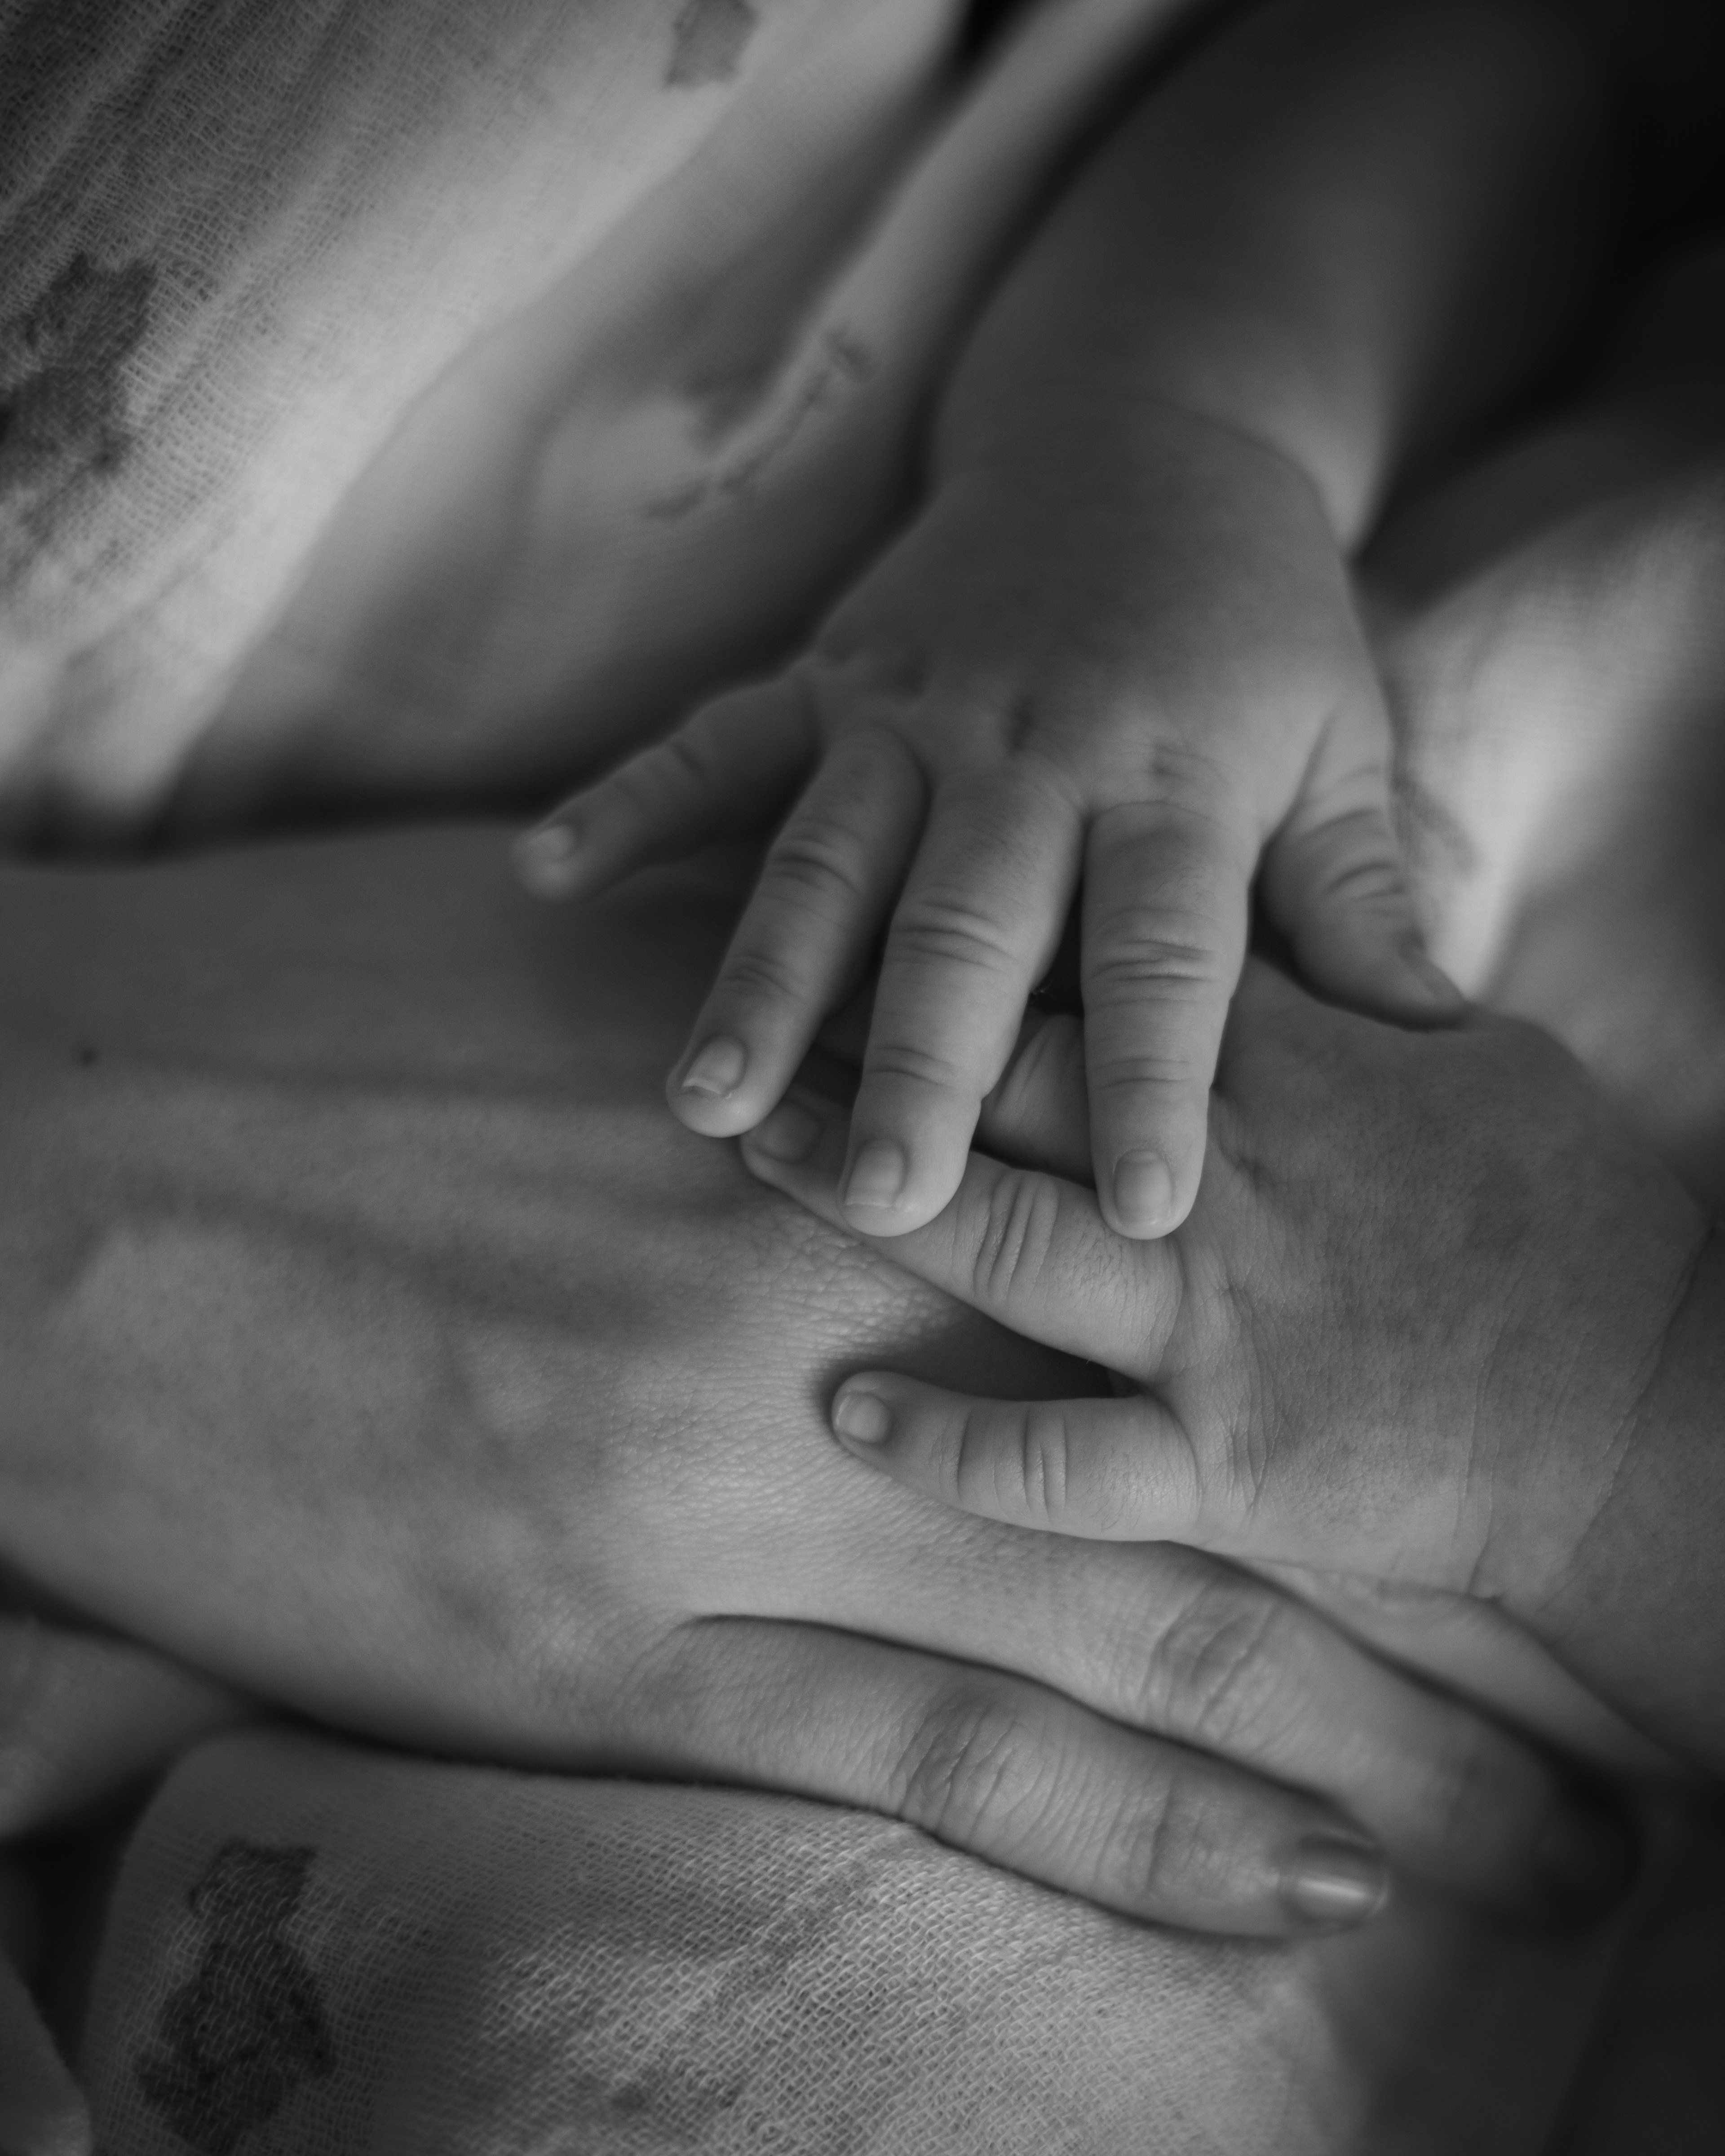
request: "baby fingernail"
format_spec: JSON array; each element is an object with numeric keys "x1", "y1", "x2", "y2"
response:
[
  {"x1": 834, "y1": 1391, "x2": 891, "y2": 1446},
  {"x1": 1398, "y1": 941, "x2": 1463, "y2": 1009},
  {"x1": 513, "y1": 824, "x2": 581, "y2": 897},
  {"x1": 1281, "y1": 1835, "x2": 1390, "y2": 1931},
  {"x1": 680, "y1": 1037, "x2": 747, "y2": 1099},
  {"x1": 1535, "y1": 1799, "x2": 1638, "y2": 1921},
  {"x1": 844, "y1": 1140, "x2": 908, "y2": 1213},
  {"x1": 749, "y1": 1101, "x2": 820, "y2": 1164},
  {"x1": 1113, "y1": 1150, "x2": 1175, "y2": 1235}
]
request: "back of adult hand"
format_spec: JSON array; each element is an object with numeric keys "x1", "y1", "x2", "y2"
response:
[
  {"x1": 0, "y1": 833, "x2": 1633, "y2": 1934},
  {"x1": 742, "y1": 962, "x2": 1721, "y2": 1771}
]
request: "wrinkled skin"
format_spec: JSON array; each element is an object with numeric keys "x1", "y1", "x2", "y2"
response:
[
  {"x1": 0, "y1": 829, "x2": 1630, "y2": 1945},
  {"x1": 745, "y1": 968, "x2": 1709, "y2": 1637}
]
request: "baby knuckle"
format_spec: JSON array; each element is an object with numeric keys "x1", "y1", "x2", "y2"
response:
[
  {"x1": 718, "y1": 942, "x2": 810, "y2": 1007},
  {"x1": 864, "y1": 1033, "x2": 969, "y2": 1093},
  {"x1": 832, "y1": 720, "x2": 924, "y2": 786},
  {"x1": 813, "y1": 628, "x2": 932, "y2": 707},
  {"x1": 1017, "y1": 1403, "x2": 1076, "y2": 1527},
  {"x1": 1087, "y1": 916, "x2": 1226, "y2": 1001},
  {"x1": 948, "y1": 1401, "x2": 1070, "y2": 1527},
  {"x1": 1087, "y1": 1045, "x2": 1202, "y2": 1098},
  {"x1": 762, "y1": 821, "x2": 872, "y2": 910},
  {"x1": 970, "y1": 1171, "x2": 1062, "y2": 1313},
  {"x1": 1139, "y1": 739, "x2": 1242, "y2": 821},
  {"x1": 891, "y1": 890, "x2": 1021, "y2": 979},
  {"x1": 1141, "y1": 1581, "x2": 1296, "y2": 1755}
]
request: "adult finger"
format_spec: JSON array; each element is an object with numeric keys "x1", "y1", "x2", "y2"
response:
[
  {"x1": 839, "y1": 770, "x2": 1083, "y2": 1235},
  {"x1": 821, "y1": 1397, "x2": 1636, "y2": 1922},
  {"x1": 514, "y1": 675, "x2": 816, "y2": 901},
  {"x1": 644, "y1": 1617, "x2": 1391, "y2": 1936},
  {"x1": 1082, "y1": 790, "x2": 1252, "y2": 1240},
  {"x1": 668, "y1": 727, "x2": 926, "y2": 1135},
  {"x1": 1261, "y1": 720, "x2": 1462, "y2": 1026},
  {"x1": 742, "y1": 1083, "x2": 1174, "y2": 1371},
  {"x1": 1093, "y1": 1551, "x2": 1639, "y2": 1925}
]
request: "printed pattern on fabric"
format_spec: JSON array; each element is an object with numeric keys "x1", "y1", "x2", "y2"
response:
[{"x1": 133, "y1": 1842, "x2": 333, "y2": 2156}]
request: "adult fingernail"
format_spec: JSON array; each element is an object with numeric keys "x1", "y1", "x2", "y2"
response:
[
  {"x1": 844, "y1": 1140, "x2": 908, "y2": 1214},
  {"x1": 513, "y1": 824, "x2": 581, "y2": 897},
  {"x1": 1534, "y1": 1800, "x2": 1638, "y2": 1921},
  {"x1": 1281, "y1": 1835, "x2": 1390, "y2": 1931},
  {"x1": 834, "y1": 1390, "x2": 891, "y2": 1446},
  {"x1": 1113, "y1": 1150, "x2": 1175, "y2": 1235},
  {"x1": 748, "y1": 1101, "x2": 821, "y2": 1165},
  {"x1": 679, "y1": 1037, "x2": 747, "y2": 1099}
]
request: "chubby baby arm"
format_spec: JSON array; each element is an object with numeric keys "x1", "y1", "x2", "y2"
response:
[{"x1": 521, "y1": 0, "x2": 1617, "y2": 1244}]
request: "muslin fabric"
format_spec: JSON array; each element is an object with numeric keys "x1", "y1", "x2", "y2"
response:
[
  {"x1": 0, "y1": 0, "x2": 733, "y2": 823},
  {"x1": 78, "y1": 1728, "x2": 1617, "y2": 2156},
  {"x1": 0, "y1": 0, "x2": 1204, "y2": 836}
]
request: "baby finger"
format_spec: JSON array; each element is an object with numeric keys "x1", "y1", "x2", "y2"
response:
[{"x1": 669, "y1": 727, "x2": 926, "y2": 1135}]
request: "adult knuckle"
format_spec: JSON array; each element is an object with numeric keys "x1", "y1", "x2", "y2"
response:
[
  {"x1": 891, "y1": 1688, "x2": 1044, "y2": 1846},
  {"x1": 1106, "y1": 1777, "x2": 1189, "y2": 1907},
  {"x1": 1140, "y1": 1580, "x2": 1296, "y2": 1756}
]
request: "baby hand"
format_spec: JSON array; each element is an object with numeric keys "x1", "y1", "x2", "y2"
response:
[{"x1": 519, "y1": 415, "x2": 1458, "y2": 1236}]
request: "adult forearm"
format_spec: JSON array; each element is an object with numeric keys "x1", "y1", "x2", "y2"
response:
[{"x1": 939, "y1": 0, "x2": 1619, "y2": 542}]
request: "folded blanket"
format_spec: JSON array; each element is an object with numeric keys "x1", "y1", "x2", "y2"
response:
[
  {"x1": 0, "y1": 0, "x2": 1203, "y2": 836},
  {"x1": 78, "y1": 1728, "x2": 1621, "y2": 2156}
]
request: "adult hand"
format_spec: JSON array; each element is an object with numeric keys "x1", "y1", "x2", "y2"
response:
[
  {"x1": 740, "y1": 964, "x2": 1720, "y2": 1766},
  {"x1": 0, "y1": 832, "x2": 1630, "y2": 1934}
]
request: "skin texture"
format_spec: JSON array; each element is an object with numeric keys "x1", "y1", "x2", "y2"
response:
[
  {"x1": 0, "y1": 829, "x2": 1641, "y2": 1938},
  {"x1": 742, "y1": 971, "x2": 1723, "y2": 1767},
  {"x1": 731, "y1": 218, "x2": 1725, "y2": 2143},
  {"x1": 521, "y1": 0, "x2": 1613, "y2": 1248}
]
